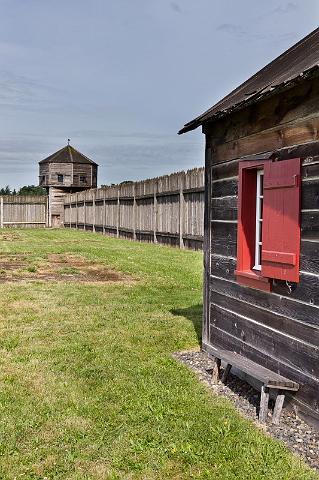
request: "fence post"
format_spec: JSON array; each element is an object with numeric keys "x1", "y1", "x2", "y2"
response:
[
  {"x1": 48, "y1": 191, "x2": 52, "y2": 228},
  {"x1": 69, "y1": 195, "x2": 72, "y2": 228},
  {"x1": 133, "y1": 184, "x2": 136, "y2": 240},
  {"x1": 92, "y1": 190, "x2": 96, "y2": 233},
  {"x1": 179, "y1": 174, "x2": 185, "y2": 249},
  {"x1": 116, "y1": 189, "x2": 120, "y2": 238},
  {"x1": 45, "y1": 196, "x2": 49, "y2": 227},
  {"x1": 0, "y1": 197, "x2": 3, "y2": 228},
  {"x1": 103, "y1": 191, "x2": 106, "y2": 234},
  {"x1": 153, "y1": 183, "x2": 157, "y2": 243},
  {"x1": 76, "y1": 193, "x2": 78, "y2": 229}
]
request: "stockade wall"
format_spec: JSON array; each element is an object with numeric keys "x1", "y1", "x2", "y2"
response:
[
  {"x1": 0, "y1": 196, "x2": 48, "y2": 228},
  {"x1": 63, "y1": 168, "x2": 204, "y2": 250}
]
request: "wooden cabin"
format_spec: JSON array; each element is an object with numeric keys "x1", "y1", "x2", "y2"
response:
[
  {"x1": 39, "y1": 144, "x2": 98, "y2": 227},
  {"x1": 179, "y1": 28, "x2": 319, "y2": 427}
]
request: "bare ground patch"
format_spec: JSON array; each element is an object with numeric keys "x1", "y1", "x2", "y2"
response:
[
  {"x1": 0, "y1": 231, "x2": 23, "y2": 242},
  {"x1": 0, "y1": 253, "x2": 130, "y2": 284}
]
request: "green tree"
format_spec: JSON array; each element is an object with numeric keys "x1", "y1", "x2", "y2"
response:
[
  {"x1": 0, "y1": 186, "x2": 12, "y2": 195},
  {"x1": 18, "y1": 185, "x2": 46, "y2": 196}
]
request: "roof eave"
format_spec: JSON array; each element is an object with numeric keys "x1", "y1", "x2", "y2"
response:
[{"x1": 178, "y1": 65, "x2": 319, "y2": 135}]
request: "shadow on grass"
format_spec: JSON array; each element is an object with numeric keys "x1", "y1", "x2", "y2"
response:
[{"x1": 171, "y1": 303, "x2": 203, "y2": 344}]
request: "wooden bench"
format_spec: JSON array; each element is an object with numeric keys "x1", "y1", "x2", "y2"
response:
[{"x1": 204, "y1": 344, "x2": 299, "y2": 424}]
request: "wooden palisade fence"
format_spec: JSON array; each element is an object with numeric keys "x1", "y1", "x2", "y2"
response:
[
  {"x1": 0, "y1": 195, "x2": 48, "y2": 228},
  {"x1": 63, "y1": 168, "x2": 204, "y2": 250}
]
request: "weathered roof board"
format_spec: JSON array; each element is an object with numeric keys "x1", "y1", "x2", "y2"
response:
[
  {"x1": 179, "y1": 27, "x2": 319, "y2": 134},
  {"x1": 39, "y1": 145, "x2": 98, "y2": 165}
]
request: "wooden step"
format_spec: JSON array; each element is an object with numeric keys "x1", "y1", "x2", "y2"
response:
[
  {"x1": 203, "y1": 342, "x2": 300, "y2": 424},
  {"x1": 203, "y1": 343, "x2": 299, "y2": 390}
]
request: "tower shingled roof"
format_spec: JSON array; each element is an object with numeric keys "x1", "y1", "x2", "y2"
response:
[{"x1": 39, "y1": 145, "x2": 98, "y2": 166}]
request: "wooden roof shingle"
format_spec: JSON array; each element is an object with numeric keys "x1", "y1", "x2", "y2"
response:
[{"x1": 39, "y1": 145, "x2": 98, "y2": 165}]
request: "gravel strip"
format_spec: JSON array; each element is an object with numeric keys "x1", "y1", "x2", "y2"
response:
[{"x1": 174, "y1": 349, "x2": 319, "y2": 471}]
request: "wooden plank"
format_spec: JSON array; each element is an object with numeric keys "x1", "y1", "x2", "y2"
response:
[
  {"x1": 210, "y1": 221, "x2": 319, "y2": 304},
  {"x1": 212, "y1": 116, "x2": 319, "y2": 164},
  {"x1": 116, "y1": 191, "x2": 120, "y2": 238},
  {"x1": 132, "y1": 184, "x2": 136, "y2": 240},
  {"x1": 211, "y1": 358, "x2": 221, "y2": 384},
  {"x1": 211, "y1": 221, "x2": 237, "y2": 257},
  {"x1": 209, "y1": 178, "x2": 319, "y2": 221},
  {"x1": 179, "y1": 175, "x2": 185, "y2": 248},
  {"x1": 1, "y1": 195, "x2": 48, "y2": 228},
  {"x1": 300, "y1": 239, "x2": 319, "y2": 275},
  {"x1": 211, "y1": 160, "x2": 238, "y2": 181},
  {"x1": 210, "y1": 276, "x2": 319, "y2": 328},
  {"x1": 210, "y1": 303, "x2": 319, "y2": 378},
  {"x1": 210, "y1": 288, "x2": 319, "y2": 347},
  {"x1": 301, "y1": 210, "x2": 319, "y2": 239},
  {"x1": 211, "y1": 197, "x2": 237, "y2": 221},
  {"x1": 302, "y1": 179, "x2": 319, "y2": 210},
  {"x1": 211, "y1": 178, "x2": 238, "y2": 198},
  {"x1": 3, "y1": 221, "x2": 46, "y2": 225},
  {"x1": 259, "y1": 386, "x2": 270, "y2": 423},
  {"x1": 221, "y1": 363, "x2": 232, "y2": 383},
  {"x1": 210, "y1": 244, "x2": 319, "y2": 306},
  {"x1": 302, "y1": 160, "x2": 319, "y2": 179},
  {"x1": 272, "y1": 390, "x2": 286, "y2": 425},
  {"x1": 182, "y1": 233, "x2": 203, "y2": 242},
  {"x1": 0, "y1": 197, "x2": 3, "y2": 228},
  {"x1": 203, "y1": 146, "x2": 213, "y2": 344},
  {"x1": 92, "y1": 191, "x2": 96, "y2": 232},
  {"x1": 210, "y1": 152, "x2": 319, "y2": 189}
]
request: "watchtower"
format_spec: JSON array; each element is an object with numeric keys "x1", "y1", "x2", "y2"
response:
[{"x1": 39, "y1": 143, "x2": 98, "y2": 227}]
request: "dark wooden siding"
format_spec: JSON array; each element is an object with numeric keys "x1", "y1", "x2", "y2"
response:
[{"x1": 204, "y1": 78, "x2": 319, "y2": 423}]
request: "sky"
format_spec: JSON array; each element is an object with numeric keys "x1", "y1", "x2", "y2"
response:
[{"x1": 0, "y1": 0, "x2": 318, "y2": 188}]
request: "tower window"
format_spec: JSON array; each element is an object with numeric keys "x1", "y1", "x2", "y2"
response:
[
  {"x1": 57, "y1": 174, "x2": 64, "y2": 183},
  {"x1": 80, "y1": 176, "x2": 87, "y2": 183}
]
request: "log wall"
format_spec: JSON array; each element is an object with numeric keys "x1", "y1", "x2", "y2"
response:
[
  {"x1": 203, "y1": 76, "x2": 319, "y2": 426},
  {"x1": 63, "y1": 168, "x2": 204, "y2": 250}
]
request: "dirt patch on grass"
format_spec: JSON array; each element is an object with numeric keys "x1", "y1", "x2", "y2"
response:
[
  {"x1": 0, "y1": 232, "x2": 23, "y2": 242},
  {"x1": 0, "y1": 253, "x2": 130, "y2": 284}
]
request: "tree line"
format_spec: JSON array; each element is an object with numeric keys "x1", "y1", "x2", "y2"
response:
[{"x1": 0, "y1": 185, "x2": 47, "y2": 196}]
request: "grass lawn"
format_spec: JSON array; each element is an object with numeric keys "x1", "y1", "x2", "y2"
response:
[{"x1": 0, "y1": 228, "x2": 317, "y2": 480}]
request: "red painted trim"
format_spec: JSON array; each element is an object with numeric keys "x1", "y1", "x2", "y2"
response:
[
  {"x1": 236, "y1": 160, "x2": 271, "y2": 292},
  {"x1": 235, "y1": 269, "x2": 270, "y2": 283},
  {"x1": 262, "y1": 250, "x2": 296, "y2": 266},
  {"x1": 236, "y1": 271, "x2": 272, "y2": 292},
  {"x1": 261, "y1": 158, "x2": 301, "y2": 283}
]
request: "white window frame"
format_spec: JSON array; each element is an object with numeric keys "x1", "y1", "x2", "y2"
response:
[{"x1": 253, "y1": 169, "x2": 264, "y2": 271}]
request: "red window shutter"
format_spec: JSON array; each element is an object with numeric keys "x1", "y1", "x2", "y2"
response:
[{"x1": 261, "y1": 158, "x2": 301, "y2": 282}]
